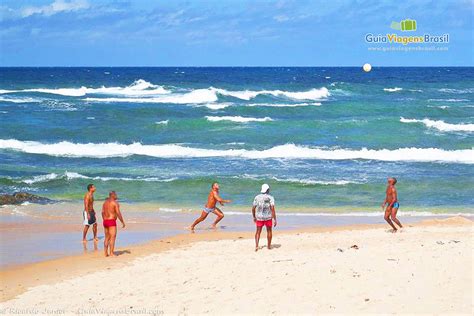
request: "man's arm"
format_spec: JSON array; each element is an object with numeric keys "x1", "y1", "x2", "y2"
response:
[
  {"x1": 381, "y1": 190, "x2": 387, "y2": 209},
  {"x1": 213, "y1": 191, "x2": 231, "y2": 204},
  {"x1": 271, "y1": 205, "x2": 277, "y2": 227},
  {"x1": 252, "y1": 206, "x2": 256, "y2": 222},
  {"x1": 115, "y1": 202, "x2": 125, "y2": 228},
  {"x1": 84, "y1": 194, "x2": 91, "y2": 220}
]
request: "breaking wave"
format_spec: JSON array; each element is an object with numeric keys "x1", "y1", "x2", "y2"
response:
[
  {"x1": 1, "y1": 139, "x2": 472, "y2": 163},
  {"x1": 400, "y1": 117, "x2": 474, "y2": 132}
]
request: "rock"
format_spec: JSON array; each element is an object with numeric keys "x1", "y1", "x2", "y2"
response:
[
  {"x1": 350, "y1": 245, "x2": 359, "y2": 250},
  {"x1": 0, "y1": 192, "x2": 53, "y2": 205}
]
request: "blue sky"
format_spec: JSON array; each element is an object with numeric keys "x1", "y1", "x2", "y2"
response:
[{"x1": 0, "y1": 0, "x2": 472, "y2": 66}]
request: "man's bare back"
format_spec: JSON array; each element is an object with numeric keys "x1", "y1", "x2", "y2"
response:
[
  {"x1": 101, "y1": 191, "x2": 125, "y2": 257},
  {"x1": 102, "y1": 198, "x2": 119, "y2": 220}
]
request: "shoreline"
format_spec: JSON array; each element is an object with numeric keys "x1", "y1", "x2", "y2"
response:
[
  {"x1": 1, "y1": 215, "x2": 471, "y2": 303},
  {"x1": 4, "y1": 201, "x2": 471, "y2": 268}
]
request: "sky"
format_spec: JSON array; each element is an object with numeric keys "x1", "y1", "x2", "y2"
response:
[{"x1": 0, "y1": 0, "x2": 472, "y2": 66}]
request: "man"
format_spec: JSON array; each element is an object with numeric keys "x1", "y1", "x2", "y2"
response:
[
  {"x1": 102, "y1": 191, "x2": 126, "y2": 257},
  {"x1": 252, "y1": 183, "x2": 277, "y2": 251},
  {"x1": 189, "y1": 182, "x2": 231, "y2": 231},
  {"x1": 83, "y1": 184, "x2": 98, "y2": 242},
  {"x1": 382, "y1": 177, "x2": 403, "y2": 232}
]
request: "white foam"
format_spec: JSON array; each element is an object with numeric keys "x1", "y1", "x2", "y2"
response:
[
  {"x1": 1, "y1": 139, "x2": 472, "y2": 163},
  {"x1": 85, "y1": 88, "x2": 218, "y2": 104},
  {"x1": 383, "y1": 87, "x2": 403, "y2": 92},
  {"x1": 20, "y1": 171, "x2": 177, "y2": 184},
  {"x1": 247, "y1": 102, "x2": 321, "y2": 107},
  {"x1": 400, "y1": 117, "x2": 474, "y2": 132},
  {"x1": 428, "y1": 98, "x2": 469, "y2": 102},
  {"x1": 214, "y1": 87, "x2": 330, "y2": 101},
  {"x1": 22, "y1": 173, "x2": 60, "y2": 184},
  {"x1": 1, "y1": 80, "x2": 170, "y2": 97},
  {"x1": 0, "y1": 96, "x2": 42, "y2": 103},
  {"x1": 271, "y1": 177, "x2": 359, "y2": 185},
  {"x1": 155, "y1": 120, "x2": 169, "y2": 125},
  {"x1": 0, "y1": 89, "x2": 16, "y2": 94},
  {"x1": 202, "y1": 103, "x2": 232, "y2": 110},
  {"x1": 438, "y1": 88, "x2": 474, "y2": 94},
  {"x1": 206, "y1": 116, "x2": 273, "y2": 123}
]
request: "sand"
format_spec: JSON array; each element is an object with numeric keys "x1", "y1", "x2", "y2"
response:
[{"x1": 0, "y1": 217, "x2": 472, "y2": 315}]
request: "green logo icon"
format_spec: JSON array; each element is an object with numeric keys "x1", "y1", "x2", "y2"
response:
[{"x1": 390, "y1": 19, "x2": 417, "y2": 32}]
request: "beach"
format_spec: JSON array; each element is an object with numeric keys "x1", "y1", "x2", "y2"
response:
[
  {"x1": 0, "y1": 67, "x2": 473, "y2": 314},
  {"x1": 1, "y1": 216, "x2": 472, "y2": 315}
]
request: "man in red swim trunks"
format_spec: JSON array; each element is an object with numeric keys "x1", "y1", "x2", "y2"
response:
[
  {"x1": 252, "y1": 184, "x2": 277, "y2": 251},
  {"x1": 101, "y1": 191, "x2": 125, "y2": 257}
]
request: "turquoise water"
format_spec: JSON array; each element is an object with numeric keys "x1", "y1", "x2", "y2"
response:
[{"x1": 0, "y1": 67, "x2": 473, "y2": 215}]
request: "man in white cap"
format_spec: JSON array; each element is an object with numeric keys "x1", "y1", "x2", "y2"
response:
[{"x1": 252, "y1": 183, "x2": 277, "y2": 251}]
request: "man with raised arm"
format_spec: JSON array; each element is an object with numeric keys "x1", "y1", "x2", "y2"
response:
[
  {"x1": 382, "y1": 177, "x2": 403, "y2": 232},
  {"x1": 189, "y1": 182, "x2": 231, "y2": 231},
  {"x1": 102, "y1": 191, "x2": 126, "y2": 257},
  {"x1": 83, "y1": 184, "x2": 98, "y2": 242}
]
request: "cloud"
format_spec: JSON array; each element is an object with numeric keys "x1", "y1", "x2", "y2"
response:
[
  {"x1": 273, "y1": 14, "x2": 290, "y2": 22},
  {"x1": 21, "y1": 0, "x2": 90, "y2": 18}
]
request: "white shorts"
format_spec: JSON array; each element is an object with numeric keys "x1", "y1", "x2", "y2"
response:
[{"x1": 83, "y1": 211, "x2": 97, "y2": 226}]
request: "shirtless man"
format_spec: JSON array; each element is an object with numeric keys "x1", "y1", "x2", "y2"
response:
[
  {"x1": 189, "y1": 182, "x2": 231, "y2": 231},
  {"x1": 382, "y1": 177, "x2": 403, "y2": 232},
  {"x1": 101, "y1": 191, "x2": 125, "y2": 257},
  {"x1": 83, "y1": 184, "x2": 98, "y2": 242}
]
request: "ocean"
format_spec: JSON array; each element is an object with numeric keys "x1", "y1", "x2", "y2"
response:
[{"x1": 1, "y1": 67, "x2": 473, "y2": 216}]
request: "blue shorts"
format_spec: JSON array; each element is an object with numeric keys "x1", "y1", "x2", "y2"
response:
[
  {"x1": 203, "y1": 207, "x2": 215, "y2": 214},
  {"x1": 387, "y1": 202, "x2": 400, "y2": 209}
]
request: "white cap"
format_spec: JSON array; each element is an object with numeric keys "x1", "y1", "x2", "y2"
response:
[{"x1": 261, "y1": 183, "x2": 270, "y2": 193}]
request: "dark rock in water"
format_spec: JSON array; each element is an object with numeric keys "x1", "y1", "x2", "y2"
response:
[{"x1": 0, "y1": 192, "x2": 53, "y2": 205}]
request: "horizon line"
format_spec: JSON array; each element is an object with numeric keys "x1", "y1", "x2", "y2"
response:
[{"x1": 1, "y1": 65, "x2": 473, "y2": 68}]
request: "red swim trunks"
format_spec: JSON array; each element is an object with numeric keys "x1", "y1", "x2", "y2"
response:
[
  {"x1": 103, "y1": 219, "x2": 117, "y2": 228},
  {"x1": 256, "y1": 219, "x2": 272, "y2": 227}
]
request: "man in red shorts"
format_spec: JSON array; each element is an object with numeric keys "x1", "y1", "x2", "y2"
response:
[
  {"x1": 252, "y1": 184, "x2": 277, "y2": 251},
  {"x1": 101, "y1": 191, "x2": 126, "y2": 257}
]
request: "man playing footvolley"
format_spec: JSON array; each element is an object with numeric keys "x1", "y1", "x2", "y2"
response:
[
  {"x1": 190, "y1": 182, "x2": 231, "y2": 231},
  {"x1": 382, "y1": 177, "x2": 403, "y2": 232},
  {"x1": 252, "y1": 183, "x2": 277, "y2": 251},
  {"x1": 82, "y1": 184, "x2": 98, "y2": 242},
  {"x1": 102, "y1": 191, "x2": 126, "y2": 257}
]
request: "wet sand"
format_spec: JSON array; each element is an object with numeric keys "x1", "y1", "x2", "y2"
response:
[{"x1": 0, "y1": 201, "x2": 462, "y2": 268}]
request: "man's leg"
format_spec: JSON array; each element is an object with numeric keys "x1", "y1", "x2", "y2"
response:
[
  {"x1": 109, "y1": 226, "x2": 117, "y2": 256},
  {"x1": 391, "y1": 207, "x2": 403, "y2": 228},
  {"x1": 93, "y1": 223, "x2": 98, "y2": 241},
  {"x1": 190, "y1": 211, "x2": 209, "y2": 231},
  {"x1": 266, "y1": 225, "x2": 273, "y2": 249},
  {"x1": 104, "y1": 226, "x2": 110, "y2": 257},
  {"x1": 211, "y1": 208, "x2": 224, "y2": 229},
  {"x1": 255, "y1": 226, "x2": 263, "y2": 251},
  {"x1": 384, "y1": 207, "x2": 397, "y2": 232},
  {"x1": 82, "y1": 225, "x2": 89, "y2": 242}
]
